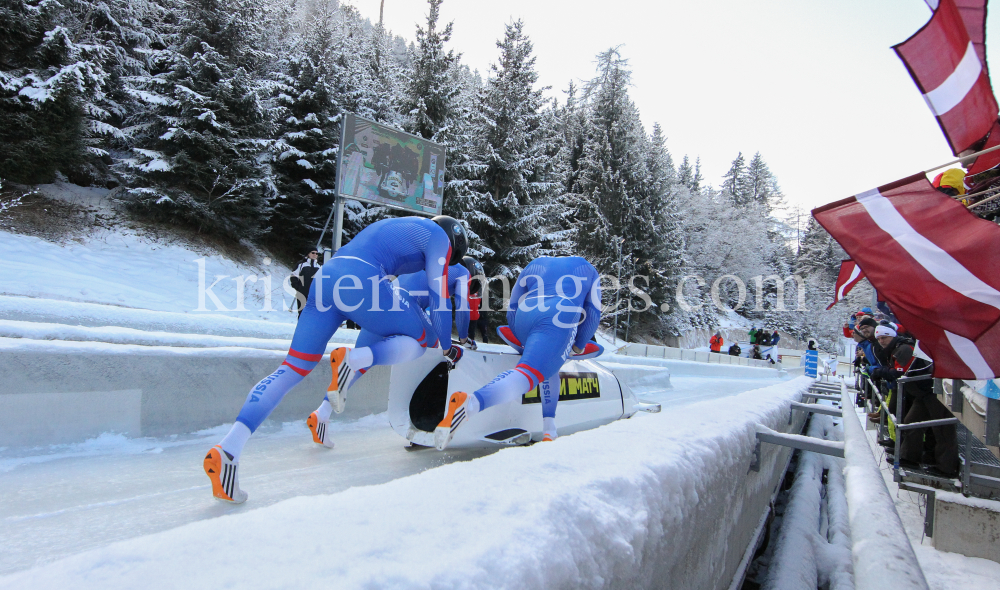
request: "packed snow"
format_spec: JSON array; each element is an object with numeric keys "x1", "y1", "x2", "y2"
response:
[{"x1": 0, "y1": 377, "x2": 813, "y2": 589}]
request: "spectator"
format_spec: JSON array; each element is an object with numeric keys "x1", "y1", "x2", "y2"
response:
[
  {"x1": 748, "y1": 325, "x2": 758, "y2": 345},
  {"x1": 751, "y1": 345, "x2": 763, "y2": 360},
  {"x1": 932, "y1": 168, "x2": 967, "y2": 198},
  {"x1": 728, "y1": 342, "x2": 741, "y2": 356},
  {"x1": 758, "y1": 329, "x2": 772, "y2": 346},
  {"x1": 709, "y1": 331, "x2": 723, "y2": 353},
  {"x1": 807, "y1": 339, "x2": 818, "y2": 351},
  {"x1": 877, "y1": 341, "x2": 959, "y2": 476},
  {"x1": 770, "y1": 330, "x2": 780, "y2": 347},
  {"x1": 857, "y1": 318, "x2": 886, "y2": 368},
  {"x1": 290, "y1": 249, "x2": 322, "y2": 317}
]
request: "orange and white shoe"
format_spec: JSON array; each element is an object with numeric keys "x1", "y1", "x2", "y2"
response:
[
  {"x1": 203, "y1": 445, "x2": 248, "y2": 504},
  {"x1": 326, "y1": 347, "x2": 351, "y2": 414},
  {"x1": 307, "y1": 411, "x2": 335, "y2": 448},
  {"x1": 434, "y1": 392, "x2": 470, "y2": 451}
]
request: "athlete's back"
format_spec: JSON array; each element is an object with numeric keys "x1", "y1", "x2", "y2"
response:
[
  {"x1": 511, "y1": 256, "x2": 599, "y2": 308},
  {"x1": 336, "y1": 217, "x2": 449, "y2": 277}
]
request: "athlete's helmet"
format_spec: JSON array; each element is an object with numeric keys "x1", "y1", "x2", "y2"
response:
[
  {"x1": 461, "y1": 256, "x2": 485, "y2": 294},
  {"x1": 432, "y1": 215, "x2": 468, "y2": 266}
]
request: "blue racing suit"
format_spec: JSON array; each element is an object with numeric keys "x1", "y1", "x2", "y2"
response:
[
  {"x1": 476, "y1": 256, "x2": 602, "y2": 420},
  {"x1": 391, "y1": 263, "x2": 471, "y2": 342},
  {"x1": 234, "y1": 217, "x2": 454, "y2": 432}
]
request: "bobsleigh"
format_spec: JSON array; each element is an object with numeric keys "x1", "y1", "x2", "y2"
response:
[{"x1": 385, "y1": 348, "x2": 661, "y2": 449}]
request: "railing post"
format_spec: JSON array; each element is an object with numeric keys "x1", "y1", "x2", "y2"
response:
[
  {"x1": 952, "y1": 379, "x2": 964, "y2": 413},
  {"x1": 894, "y1": 381, "x2": 904, "y2": 473},
  {"x1": 987, "y1": 397, "x2": 1000, "y2": 447}
]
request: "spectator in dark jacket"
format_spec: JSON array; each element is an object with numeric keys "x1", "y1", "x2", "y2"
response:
[
  {"x1": 758, "y1": 330, "x2": 772, "y2": 346},
  {"x1": 877, "y1": 343, "x2": 958, "y2": 476},
  {"x1": 728, "y1": 343, "x2": 741, "y2": 356},
  {"x1": 291, "y1": 250, "x2": 321, "y2": 317},
  {"x1": 770, "y1": 330, "x2": 780, "y2": 346},
  {"x1": 751, "y1": 345, "x2": 763, "y2": 360}
]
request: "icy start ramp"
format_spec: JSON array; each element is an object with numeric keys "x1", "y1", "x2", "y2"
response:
[{"x1": 0, "y1": 377, "x2": 814, "y2": 590}]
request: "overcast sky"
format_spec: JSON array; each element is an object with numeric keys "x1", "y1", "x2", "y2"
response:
[{"x1": 344, "y1": 0, "x2": 999, "y2": 214}]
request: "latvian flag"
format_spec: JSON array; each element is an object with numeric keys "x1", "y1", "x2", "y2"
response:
[
  {"x1": 813, "y1": 174, "x2": 1000, "y2": 379},
  {"x1": 895, "y1": 0, "x2": 998, "y2": 155},
  {"x1": 827, "y1": 260, "x2": 865, "y2": 310}
]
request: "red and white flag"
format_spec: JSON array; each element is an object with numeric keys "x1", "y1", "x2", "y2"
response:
[
  {"x1": 895, "y1": 0, "x2": 998, "y2": 155},
  {"x1": 827, "y1": 260, "x2": 866, "y2": 310},
  {"x1": 813, "y1": 173, "x2": 1000, "y2": 379},
  {"x1": 924, "y1": 0, "x2": 989, "y2": 80},
  {"x1": 967, "y1": 119, "x2": 1000, "y2": 175}
]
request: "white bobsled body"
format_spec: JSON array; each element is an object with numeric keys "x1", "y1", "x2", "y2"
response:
[{"x1": 386, "y1": 348, "x2": 648, "y2": 449}]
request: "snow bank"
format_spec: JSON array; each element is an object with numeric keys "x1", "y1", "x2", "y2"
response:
[
  {"x1": 0, "y1": 319, "x2": 356, "y2": 349},
  {"x1": 0, "y1": 230, "x2": 297, "y2": 321},
  {"x1": 0, "y1": 377, "x2": 814, "y2": 590},
  {"x1": 0, "y1": 295, "x2": 297, "y2": 337},
  {"x1": 603, "y1": 352, "x2": 784, "y2": 379}
]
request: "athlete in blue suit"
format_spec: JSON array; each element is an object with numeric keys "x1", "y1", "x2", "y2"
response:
[
  {"x1": 204, "y1": 216, "x2": 468, "y2": 503},
  {"x1": 434, "y1": 256, "x2": 604, "y2": 450},
  {"x1": 394, "y1": 262, "x2": 471, "y2": 343}
]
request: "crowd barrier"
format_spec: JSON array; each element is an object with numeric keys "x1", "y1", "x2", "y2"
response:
[{"x1": 617, "y1": 342, "x2": 779, "y2": 369}]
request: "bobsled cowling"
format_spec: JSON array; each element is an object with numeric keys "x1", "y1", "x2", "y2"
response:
[{"x1": 386, "y1": 347, "x2": 648, "y2": 449}]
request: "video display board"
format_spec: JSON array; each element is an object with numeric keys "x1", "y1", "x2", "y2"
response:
[{"x1": 336, "y1": 112, "x2": 446, "y2": 215}]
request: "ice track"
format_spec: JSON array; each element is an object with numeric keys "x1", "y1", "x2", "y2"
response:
[{"x1": 0, "y1": 374, "x2": 782, "y2": 576}]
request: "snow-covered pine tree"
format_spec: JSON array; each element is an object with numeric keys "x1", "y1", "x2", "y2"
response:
[
  {"x1": 744, "y1": 151, "x2": 783, "y2": 214},
  {"x1": 117, "y1": 0, "x2": 273, "y2": 240},
  {"x1": 575, "y1": 48, "x2": 649, "y2": 277},
  {"x1": 722, "y1": 151, "x2": 748, "y2": 206},
  {"x1": 402, "y1": 0, "x2": 459, "y2": 142},
  {"x1": 537, "y1": 81, "x2": 589, "y2": 258},
  {"x1": 465, "y1": 19, "x2": 550, "y2": 279},
  {"x1": 633, "y1": 122, "x2": 683, "y2": 336},
  {"x1": 265, "y1": 54, "x2": 339, "y2": 257},
  {"x1": 0, "y1": 0, "x2": 104, "y2": 183}
]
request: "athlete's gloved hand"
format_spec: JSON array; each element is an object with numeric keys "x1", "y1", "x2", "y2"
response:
[
  {"x1": 571, "y1": 341, "x2": 604, "y2": 360},
  {"x1": 460, "y1": 338, "x2": 478, "y2": 350},
  {"x1": 445, "y1": 345, "x2": 464, "y2": 365}
]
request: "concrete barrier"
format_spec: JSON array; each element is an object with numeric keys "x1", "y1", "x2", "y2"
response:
[{"x1": 0, "y1": 338, "x2": 388, "y2": 446}]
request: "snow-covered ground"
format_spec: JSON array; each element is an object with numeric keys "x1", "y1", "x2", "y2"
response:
[
  {"x1": 0, "y1": 377, "x2": 813, "y2": 589},
  {"x1": 0, "y1": 369, "x2": 787, "y2": 577},
  {"x1": 0, "y1": 230, "x2": 297, "y2": 322}
]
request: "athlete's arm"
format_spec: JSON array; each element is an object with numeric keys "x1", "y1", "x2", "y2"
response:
[
  {"x1": 574, "y1": 269, "x2": 602, "y2": 351},
  {"x1": 506, "y1": 271, "x2": 526, "y2": 327},
  {"x1": 425, "y1": 233, "x2": 453, "y2": 349}
]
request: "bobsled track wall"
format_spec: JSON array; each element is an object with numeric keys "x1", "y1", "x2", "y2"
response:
[
  {"x1": 0, "y1": 377, "x2": 813, "y2": 590},
  {"x1": 0, "y1": 339, "x2": 776, "y2": 447}
]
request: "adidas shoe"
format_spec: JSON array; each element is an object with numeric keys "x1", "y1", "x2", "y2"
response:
[
  {"x1": 326, "y1": 347, "x2": 351, "y2": 414},
  {"x1": 307, "y1": 412, "x2": 335, "y2": 448},
  {"x1": 203, "y1": 445, "x2": 248, "y2": 504},
  {"x1": 434, "y1": 391, "x2": 470, "y2": 451}
]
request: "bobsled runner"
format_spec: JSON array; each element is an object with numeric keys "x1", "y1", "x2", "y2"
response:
[{"x1": 385, "y1": 347, "x2": 661, "y2": 449}]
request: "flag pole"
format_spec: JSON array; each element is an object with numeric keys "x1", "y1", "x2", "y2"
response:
[{"x1": 924, "y1": 143, "x2": 1000, "y2": 173}]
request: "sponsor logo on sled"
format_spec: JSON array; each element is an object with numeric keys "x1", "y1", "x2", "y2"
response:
[{"x1": 521, "y1": 372, "x2": 601, "y2": 404}]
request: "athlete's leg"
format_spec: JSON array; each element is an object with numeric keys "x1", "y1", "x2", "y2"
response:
[
  {"x1": 220, "y1": 279, "x2": 344, "y2": 459},
  {"x1": 470, "y1": 314, "x2": 572, "y2": 415},
  {"x1": 539, "y1": 375, "x2": 560, "y2": 441},
  {"x1": 345, "y1": 283, "x2": 435, "y2": 380}
]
